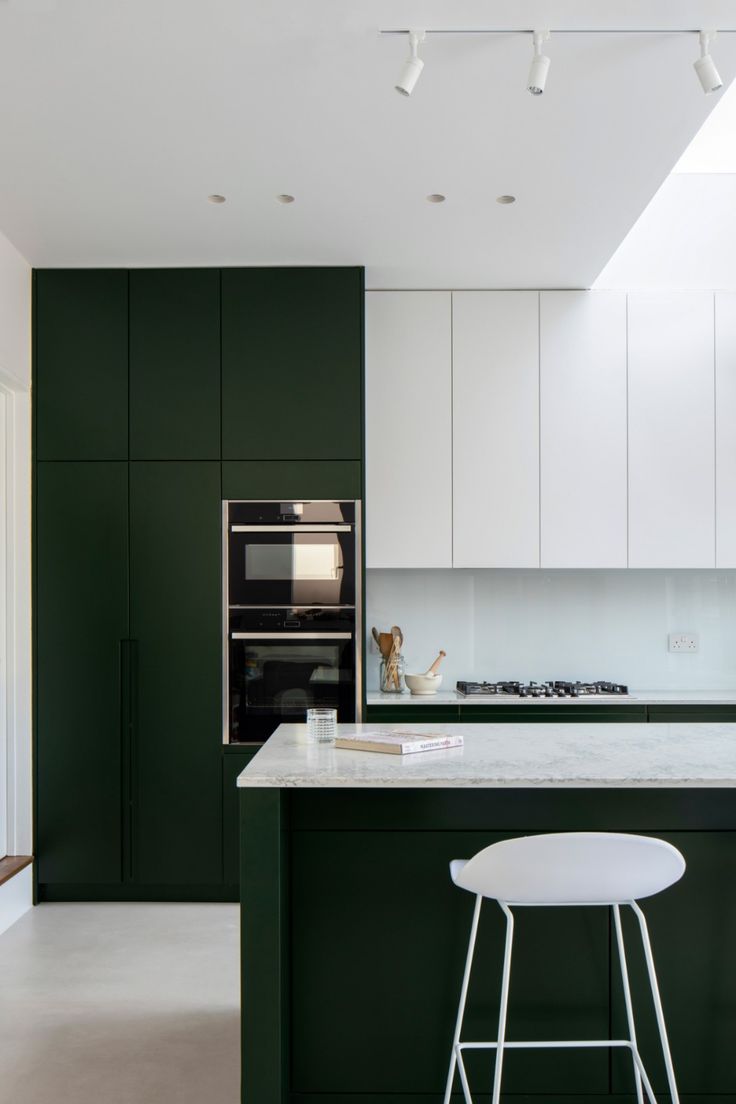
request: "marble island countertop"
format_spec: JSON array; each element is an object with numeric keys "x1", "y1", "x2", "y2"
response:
[
  {"x1": 367, "y1": 689, "x2": 736, "y2": 706},
  {"x1": 237, "y1": 721, "x2": 736, "y2": 789}
]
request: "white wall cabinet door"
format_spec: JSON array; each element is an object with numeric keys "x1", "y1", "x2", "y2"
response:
[
  {"x1": 540, "y1": 291, "x2": 628, "y2": 567},
  {"x1": 453, "y1": 292, "x2": 539, "y2": 567},
  {"x1": 716, "y1": 293, "x2": 736, "y2": 567},
  {"x1": 628, "y1": 292, "x2": 715, "y2": 568},
  {"x1": 365, "y1": 291, "x2": 452, "y2": 568}
]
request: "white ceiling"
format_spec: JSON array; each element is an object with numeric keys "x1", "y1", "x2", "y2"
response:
[{"x1": 1, "y1": 0, "x2": 736, "y2": 286}]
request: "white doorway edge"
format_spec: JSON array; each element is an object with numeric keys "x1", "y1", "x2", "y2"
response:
[{"x1": 0, "y1": 368, "x2": 32, "y2": 932}]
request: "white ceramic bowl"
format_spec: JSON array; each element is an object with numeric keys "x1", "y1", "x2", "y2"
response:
[{"x1": 405, "y1": 673, "x2": 443, "y2": 695}]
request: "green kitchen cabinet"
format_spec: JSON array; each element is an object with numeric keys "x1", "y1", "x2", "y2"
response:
[
  {"x1": 129, "y1": 269, "x2": 221, "y2": 460},
  {"x1": 222, "y1": 459, "x2": 362, "y2": 501},
  {"x1": 129, "y1": 462, "x2": 222, "y2": 885},
  {"x1": 365, "y1": 704, "x2": 648, "y2": 724},
  {"x1": 290, "y1": 829, "x2": 609, "y2": 1096},
  {"x1": 35, "y1": 270, "x2": 129, "y2": 460},
  {"x1": 35, "y1": 462, "x2": 129, "y2": 884},
  {"x1": 365, "y1": 704, "x2": 460, "y2": 724},
  {"x1": 459, "y1": 705, "x2": 648, "y2": 723},
  {"x1": 223, "y1": 748, "x2": 259, "y2": 888},
  {"x1": 221, "y1": 267, "x2": 364, "y2": 460},
  {"x1": 611, "y1": 831, "x2": 736, "y2": 1096},
  {"x1": 648, "y1": 705, "x2": 736, "y2": 723},
  {"x1": 246, "y1": 788, "x2": 736, "y2": 1104}
]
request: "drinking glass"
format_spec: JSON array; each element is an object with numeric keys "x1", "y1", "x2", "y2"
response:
[{"x1": 306, "y1": 707, "x2": 337, "y2": 743}]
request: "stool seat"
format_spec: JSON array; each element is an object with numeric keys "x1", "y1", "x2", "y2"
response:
[{"x1": 450, "y1": 831, "x2": 685, "y2": 904}]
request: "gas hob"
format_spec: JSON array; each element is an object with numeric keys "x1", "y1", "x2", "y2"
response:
[{"x1": 456, "y1": 680, "x2": 630, "y2": 699}]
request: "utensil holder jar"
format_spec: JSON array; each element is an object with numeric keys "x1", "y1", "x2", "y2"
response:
[{"x1": 379, "y1": 654, "x2": 405, "y2": 693}]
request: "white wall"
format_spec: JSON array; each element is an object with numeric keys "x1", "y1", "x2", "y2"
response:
[
  {"x1": 0, "y1": 227, "x2": 32, "y2": 930},
  {"x1": 0, "y1": 232, "x2": 31, "y2": 387},
  {"x1": 366, "y1": 569, "x2": 736, "y2": 691},
  {"x1": 0, "y1": 865, "x2": 31, "y2": 936}
]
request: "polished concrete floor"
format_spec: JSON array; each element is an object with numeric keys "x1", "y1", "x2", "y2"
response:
[{"x1": 0, "y1": 903, "x2": 240, "y2": 1104}]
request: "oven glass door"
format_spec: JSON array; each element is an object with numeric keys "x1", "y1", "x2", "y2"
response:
[
  {"x1": 228, "y1": 632, "x2": 357, "y2": 743},
  {"x1": 229, "y1": 528, "x2": 355, "y2": 607}
]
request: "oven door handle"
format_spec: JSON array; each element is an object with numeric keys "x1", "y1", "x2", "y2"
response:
[
  {"x1": 231, "y1": 632, "x2": 354, "y2": 640},
  {"x1": 230, "y1": 525, "x2": 352, "y2": 532}
]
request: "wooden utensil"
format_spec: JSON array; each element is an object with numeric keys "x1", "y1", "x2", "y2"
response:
[{"x1": 425, "y1": 650, "x2": 446, "y2": 677}]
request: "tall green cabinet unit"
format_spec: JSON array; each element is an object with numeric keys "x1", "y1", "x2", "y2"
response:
[{"x1": 33, "y1": 266, "x2": 365, "y2": 901}]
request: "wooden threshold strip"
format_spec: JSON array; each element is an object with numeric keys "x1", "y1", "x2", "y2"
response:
[{"x1": 0, "y1": 856, "x2": 33, "y2": 888}]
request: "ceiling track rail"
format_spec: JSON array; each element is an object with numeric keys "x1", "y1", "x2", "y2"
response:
[{"x1": 380, "y1": 28, "x2": 736, "y2": 36}]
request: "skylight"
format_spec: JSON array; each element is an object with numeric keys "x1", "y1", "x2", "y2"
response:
[{"x1": 674, "y1": 79, "x2": 736, "y2": 172}]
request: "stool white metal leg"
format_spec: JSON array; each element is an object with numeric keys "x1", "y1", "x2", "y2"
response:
[
  {"x1": 632, "y1": 901, "x2": 681, "y2": 1104},
  {"x1": 613, "y1": 904, "x2": 644, "y2": 1104},
  {"x1": 454, "y1": 903, "x2": 515, "y2": 1104},
  {"x1": 448, "y1": 903, "x2": 675, "y2": 1104},
  {"x1": 443, "y1": 894, "x2": 482, "y2": 1104},
  {"x1": 444, "y1": 833, "x2": 686, "y2": 1104},
  {"x1": 491, "y1": 903, "x2": 514, "y2": 1104}
]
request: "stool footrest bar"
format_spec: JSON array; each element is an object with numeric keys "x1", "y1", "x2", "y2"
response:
[{"x1": 457, "y1": 1039, "x2": 636, "y2": 1050}]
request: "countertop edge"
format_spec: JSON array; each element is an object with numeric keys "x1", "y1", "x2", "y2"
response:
[
  {"x1": 237, "y1": 778, "x2": 736, "y2": 789},
  {"x1": 366, "y1": 690, "x2": 736, "y2": 706}
]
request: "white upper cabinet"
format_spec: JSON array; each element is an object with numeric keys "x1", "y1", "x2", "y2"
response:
[
  {"x1": 628, "y1": 292, "x2": 715, "y2": 568},
  {"x1": 453, "y1": 292, "x2": 540, "y2": 567},
  {"x1": 365, "y1": 291, "x2": 452, "y2": 568},
  {"x1": 540, "y1": 292, "x2": 628, "y2": 568},
  {"x1": 716, "y1": 293, "x2": 736, "y2": 567}
]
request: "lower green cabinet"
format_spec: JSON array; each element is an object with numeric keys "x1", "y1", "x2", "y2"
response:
[
  {"x1": 612, "y1": 832, "x2": 736, "y2": 1095},
  {"x1": 366, "y1": 705, "x2": 648, "y2": 724},
  {"x1": 223, "y1": 749, "x2": 259, "y2": 887},
  {"x1": 648, "y1": 706, "x2": 736, "y2": 723},
  {"x1": 36, "y1": 462, "x2": 129, "y2": 885},
  {"x1": 36, "y1": 461, "x2": 227, "y2": 895},
  {"x1": 291, "y1": 830, "x2": 608, "y2": 1095},
  {"x1": 248, "y1": 789, "x2": 736, "y2": 1104},
  {"x1": 130, "y1": 462, "x2": 222, "y2": 885}
]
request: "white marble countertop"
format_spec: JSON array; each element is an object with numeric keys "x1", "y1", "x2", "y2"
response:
[
  {"x1": 366, "y1": 689, "x2": 736, "y2": 706},
  {"x1": 236, "y1": 721, "x2": 736, "y2": 789}
]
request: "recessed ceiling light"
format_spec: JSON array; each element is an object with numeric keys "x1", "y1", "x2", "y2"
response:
[
  {"x1": 276, "y1": 194, "x2": 295, "y2": 204},
  {"x1": 207, "y1": 194, "x2": 226, "y2": 204},
  {"x1": 426, "y1": 193, "x2": 446, "y2": 203},
  {"x1": 496, "y1": 195, "x2": 516, "y2": 205}
]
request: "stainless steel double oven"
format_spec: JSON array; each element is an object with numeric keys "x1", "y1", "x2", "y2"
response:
[{"x1": 223, "y1": 500, "x2": 362, "y2": 743}]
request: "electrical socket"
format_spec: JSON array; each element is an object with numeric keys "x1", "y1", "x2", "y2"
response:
[{"x1": 668, "y1": 633, "x2": 699, "y2": 654}]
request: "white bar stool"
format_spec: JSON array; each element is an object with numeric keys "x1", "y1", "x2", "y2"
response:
[{"x1": 444, "y1": 832, "x2": 686, "y2": 1104}]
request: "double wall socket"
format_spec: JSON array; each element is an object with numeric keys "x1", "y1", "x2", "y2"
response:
[{"x1": 668, "y1": 633, "x2": 699, "y2": 653}]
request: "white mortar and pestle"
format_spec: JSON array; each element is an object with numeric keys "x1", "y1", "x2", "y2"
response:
[{"x1": 405, "y1": 650, "x2": 447, "y2": 695}]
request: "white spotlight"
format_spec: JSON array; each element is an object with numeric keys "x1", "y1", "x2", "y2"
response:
[
  {"x1": 395, "y1": 29, "x2": 425, "y2": 96},
  {"x1": 694, "y1": 30, "x2": 722, "y2": 94},
  {"x1": 527, "y1": 30, "x2": 550, "y2": 95}
]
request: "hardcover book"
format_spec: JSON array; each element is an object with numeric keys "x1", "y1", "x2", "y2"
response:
[{"x1": 334, "y1": 730, "x2": 463, "y2": 755}]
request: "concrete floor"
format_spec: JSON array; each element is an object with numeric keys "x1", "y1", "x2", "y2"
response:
[{"x1": 0, "y1": 903, "x2": 240, "y2": 1104}]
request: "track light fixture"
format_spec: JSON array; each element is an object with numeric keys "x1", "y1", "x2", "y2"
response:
[
  {"x1": 395, "y1": 29, "x2": 425, "y2": 96},
  {"x1": 527, "y1": 30, "x2": 550, "y2": 95},
  {"x1": 383, "y1": 27, "x2": 732, "y2": 99},
  {"x1": 694, "y1": 30, "x2": 723, "y2": 94}
]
